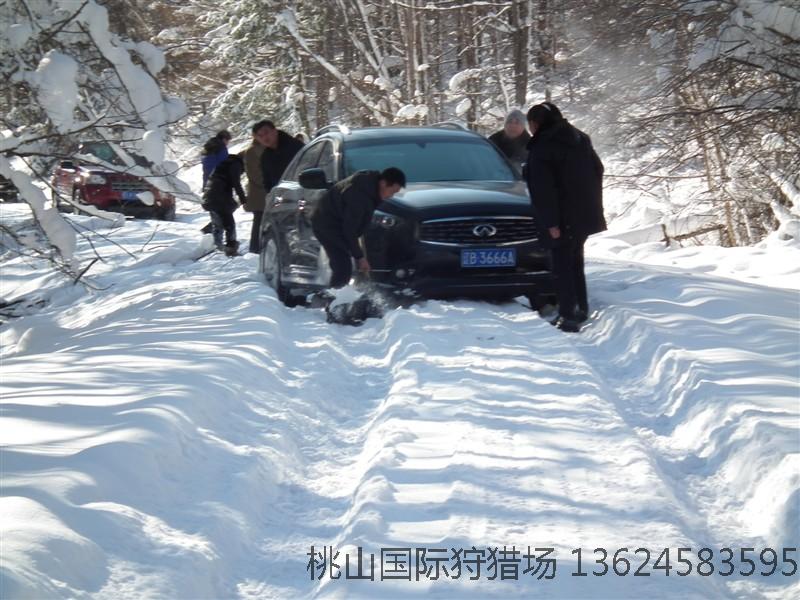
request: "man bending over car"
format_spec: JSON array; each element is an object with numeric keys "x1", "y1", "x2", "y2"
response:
[{"x1": 311, "y1": 167, "x2": 406, "y2": 288}]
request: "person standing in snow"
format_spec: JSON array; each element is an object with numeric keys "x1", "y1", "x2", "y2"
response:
[
  {"x1": 488, "y1": 109, "x2": 531, "y2": 168},
  {"x1": 201, "y1": 130, "x2": 232, "y2": 189},
  {"x1": 311, "y1": 168, "x2": 406, "y2": 288},
  {"x1": 202, "y1": 154, "x2": 246, "y2": 257},
  {"x1": 260, "y1": 120, "x2": 304, "y2": 206},
  {"x1": 200, "y1": 130, "x2": 232, "y2": 235},
  {"x1": 242, "y1": 121, "x2": 272, "y2": 254},
  {"x1": 525, "y1": 102, "x2": 606, "y2": 333}
]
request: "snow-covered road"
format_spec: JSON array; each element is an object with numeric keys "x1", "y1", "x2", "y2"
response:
[{"x1": 1, "y1": 204, "x2": 798, "y2": 599}]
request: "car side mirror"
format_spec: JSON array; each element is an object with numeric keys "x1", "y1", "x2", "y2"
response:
[
  {"x1": 59, "y1": 160, "x2": 76, "y2": 170},
  {"x1": 298, "y1": 168, "x2": 329, "y2": 190}
]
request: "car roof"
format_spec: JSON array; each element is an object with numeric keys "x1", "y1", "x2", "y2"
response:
[{"x1": 316, "y1": 125, "x2": 487, "y2": 143}]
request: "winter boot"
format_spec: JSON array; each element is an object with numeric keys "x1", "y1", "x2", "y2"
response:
[
  {"x1": 224, "y1": 240, "x2": 240, "y2": 257},
  {"x1": 574, "y1": 308, "x2": 589, "y2": 323},
  {"x1": 555, "y1": 315, "x2": 581, "y2": 333}
]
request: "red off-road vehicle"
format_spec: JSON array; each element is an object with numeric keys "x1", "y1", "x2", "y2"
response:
[{"x1": 51, "y1": 141, "x2": 175, "y2": 220}]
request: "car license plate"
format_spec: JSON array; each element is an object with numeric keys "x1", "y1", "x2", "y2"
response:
[
  {"x1": 461, "y1": 248, "x2": 516, "y2": 268},
  {"x1": 121, "y1": 191, "x2": 140, "y2": 201}
]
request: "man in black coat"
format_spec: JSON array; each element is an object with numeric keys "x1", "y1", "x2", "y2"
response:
[
  {"x1": 312, "y1": 167, "x2": 406, "y2": 288},
  {"x1": 260, "y1": 121, "x2": 304, "y2": 198},
  {"x1": 202, "y1": 154, "x2": 246, "y2": 256},
  {"x1": 525, "y1": 102, "x2": 606, "y2": 332},
  {"x1": 253, "y1": 121, "x2": 304, "y2": 253}
]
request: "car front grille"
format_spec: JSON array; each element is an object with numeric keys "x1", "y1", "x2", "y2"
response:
[
  {"x1": 420, "y1": 216, "x2": 538, "y2": 246},
  {"x1": 111, "y1": 180, "x2": 150, "y2": 192}
]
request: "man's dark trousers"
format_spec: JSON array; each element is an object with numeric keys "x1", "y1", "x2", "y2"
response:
[
  {"x1": 209, "y1": 209, "x2": 237, "y2": 248},
  {"x1": 312, "y1": 223, "x2": 353, "y2": 288},
  {"x1": 249, "y1": 211, "x2": 263, "y2": 253},
  {"x1": 551, "y1": 234, "x2": 588, "y2": 318}
]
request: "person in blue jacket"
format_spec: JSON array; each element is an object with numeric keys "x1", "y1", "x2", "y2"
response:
[
  {"x1": 199, "y1": 130, "x2": 232, "y2": 234},
  {"x1": 201, "y1": 130, "x2": 232, "y2": 189},
  {"x1": 202, "y1": 154, "x2": 246, "y2": 256}
]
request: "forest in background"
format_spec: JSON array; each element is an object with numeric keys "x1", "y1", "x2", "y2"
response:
[{"x1": 2, "y1": 0, "x2": 799, "y2": 257}]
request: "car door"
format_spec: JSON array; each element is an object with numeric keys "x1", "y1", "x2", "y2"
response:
[
  {"x1": 266, "y1": 141, "x2": 325, "y2": 270},
  {"x1": 295, "y1": 140, "x2": 339, "y2": 262}
]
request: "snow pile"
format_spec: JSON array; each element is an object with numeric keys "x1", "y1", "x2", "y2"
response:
[
  {"x1": 141, "y1": 130, "x2": 165, "y2": 166},
  {"x1": 448, "y1": 68, "x2": 483, "y2": 93},
  {"x1": 396, "y1": 104, "x2": 429, "y2": 121},
  {"x1": 743, "y1": 1, "x2": 800, "y2": 39},
  {"x1": 136, "y1": 191, "x2": 156, "y2": 207},
  {"x1": 27, "y1": 51, "x2": 79, "y2": 134},
  {"x1": 455, "y1": 98, "x2": 472, "y2": 117},
  {"x1": 131, "y1": 40, "x2": 166, "y2": 76},
  {"x1": 0, "y1": 157, "x2": 77, "y2": 268},
  {"x1": 326, "y1": 284, "x2": 365, "y2": 309},
  {"x1": 5, "y1": 23, "x2": 33, "y2": 50}
]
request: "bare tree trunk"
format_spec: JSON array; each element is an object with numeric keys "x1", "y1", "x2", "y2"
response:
[
  {"x1": 315, "y1": 9, "x2": 333, "y2": 130},
  {"x1": 430, "y1": 4, "x2": 443, "y2": 122},
  {"x1": 512, "y1": 0, "x2": 529, "y2": 107},
  {"x1": 465, "y1": 6, "x2": 478, "y2": 128},
  {"x1": 536, "y1": 0, "x2": 554, "y2": 101},
  {"x1": 405, "y1": 0, "x2": 418, "y2": 101},
  {"x1": 418, "y1": 3, "x2": 432, "y2": 123}
]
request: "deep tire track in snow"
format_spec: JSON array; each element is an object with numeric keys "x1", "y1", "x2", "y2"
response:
[
  {"x1": 258, "y1": 297, "x2": 728, "y2": 599},
  {"x1": 2, "y1": 236, "x2": 796, "y2": 600}
]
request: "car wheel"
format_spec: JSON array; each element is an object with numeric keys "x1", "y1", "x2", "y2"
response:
[{"x1": 260, "y1": 228, "x2": 296, "y2": 307}]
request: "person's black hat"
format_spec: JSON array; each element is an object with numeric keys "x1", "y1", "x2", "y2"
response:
[
  {"x1": 526, "y1": 102, "x2": 563, "y2": 129},
  {"x1": 380, "y1": 167, "x2": 406, "y2": 188}
]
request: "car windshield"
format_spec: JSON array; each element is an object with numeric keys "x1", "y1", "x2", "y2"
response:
[
  {"x1": 78, "y1": 142, "x2": 151, "y2": 168},
  {"x1": 343, "y1": 137, "x2": 517, "y2": 183},
  {"x1": 80, "y1": 142, "x2": 119, "y2": 163}
]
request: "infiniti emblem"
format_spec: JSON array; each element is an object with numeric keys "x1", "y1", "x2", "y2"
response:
[{"x1": 472, "y1": 224, "x2": 497, "y2": 238}]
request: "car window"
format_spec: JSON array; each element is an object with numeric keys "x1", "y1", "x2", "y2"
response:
[
  {"x1": 79, "y1": 142, "x2": 121, "y2": 165},
  {"x1": 316, "y1": 141, "x2": 337, "y2": 181},
  {"x1": 77, "y1": 142, "x2": 151, "y2": 168},
  {"x1": 283, "y1": 142, "x2": 325, "y2": 182},
  {"x1": 343, "y1": 137, "x2": 516, "y2": 183}
]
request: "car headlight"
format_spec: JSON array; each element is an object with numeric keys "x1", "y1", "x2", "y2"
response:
[
  {"x1": 84, "y1": 173, "x2": 107, "y2": 185},
  {"x1": 372, "y1": 210, "x2": 400, "y2": 229}
]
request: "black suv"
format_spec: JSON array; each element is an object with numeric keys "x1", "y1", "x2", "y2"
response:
[{"x1": 259, "y1": 124, "x2": 554, "y2": 305}]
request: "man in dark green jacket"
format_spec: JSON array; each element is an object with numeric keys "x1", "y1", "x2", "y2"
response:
[{"x1": 312, "y1": 167, "x2": 406, "y2": 288}]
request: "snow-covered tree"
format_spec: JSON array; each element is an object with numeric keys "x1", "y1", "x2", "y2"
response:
[
  {"x1": 1, "y1": 0, "x2": 186, "y2": 271},
  {"x1": 604, "y1": 0, "x2": 800, "y2": 244}
]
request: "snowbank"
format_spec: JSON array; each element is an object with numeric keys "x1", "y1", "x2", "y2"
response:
[{"x1": 1, "y1": 199, "x2": 797, "y2": 598}]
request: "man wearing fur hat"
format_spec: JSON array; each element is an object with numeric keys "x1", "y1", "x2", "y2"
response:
[{"x1": 488, "y1": 109, "x2": 531, "y2": 166}]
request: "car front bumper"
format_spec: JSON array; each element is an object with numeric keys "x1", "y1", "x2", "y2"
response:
[{"x1": 366, "y1": 237, "x2": 555, "y2": 299}]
